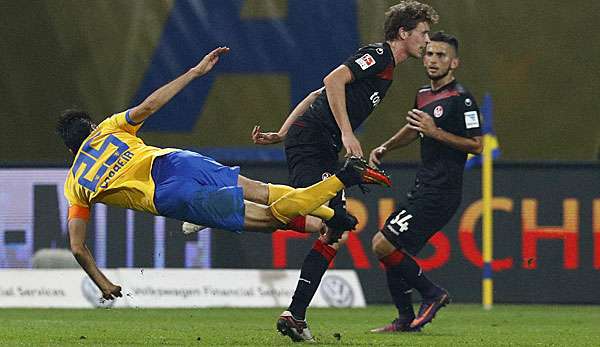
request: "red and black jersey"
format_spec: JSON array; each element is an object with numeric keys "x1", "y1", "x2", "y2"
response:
[
  {"x1": 300, "y1": 42, "x2": 395, "y2": 150},
  {"x1": 414, "y1": 80, "x2": 482, "y2": 190}
]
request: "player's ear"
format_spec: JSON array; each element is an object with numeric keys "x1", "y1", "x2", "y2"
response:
[
  {"x1": 398, "y1": 27, "x2": 408, "y2": 40},
  {"x1": 451, "y1": 57, "x2": 460, "y2": 70}
]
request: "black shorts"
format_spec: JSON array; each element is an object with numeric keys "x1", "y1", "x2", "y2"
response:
[
  {"x1": 284, "y1": 123, "x2": 345, "y2": 209},
  {"x1": 381, "y1": 185, "x2": 461, "y2": 255}
]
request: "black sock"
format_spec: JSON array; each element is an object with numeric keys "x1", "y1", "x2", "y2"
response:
[
  {"x1": 288, "y1": 239, "x2": 336, "y2": 320},
  {"x1": 398, "y1": 253, "x2": 441, "y2": 299},
  {"x1": 324, "y1": 207, "x2": 357, "y2": 231},
  {"x1": 385, "y1": 269, "x2": 415, "y2": 321},
  {"x1": 381, "y1": 250, "x2": 441, "y2": 300},
  {"x1": 335, "y1": 160, "x2": 361, "y2": 187}
]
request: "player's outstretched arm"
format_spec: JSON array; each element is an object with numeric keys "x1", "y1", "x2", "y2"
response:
[
  {"x1": 251, "y1": 87, "x2": 324, "y2": 145},
  {"x1": 68, "y1": 218, "x2": 122, "y2": 300},
  {"x1": 128, "y1": 46, "x2": 230, "y2": 124}
]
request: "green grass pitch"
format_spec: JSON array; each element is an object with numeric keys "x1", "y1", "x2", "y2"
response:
[{"x1": 1, "y1": 305, "x2": 599, "y2": 346}]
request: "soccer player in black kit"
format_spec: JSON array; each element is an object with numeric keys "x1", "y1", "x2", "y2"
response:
[
  {"x1": 368, "y1": 31, "x2": 483, "y2": 333},
  {"x1": 252, "y1": 1, "x2": 439, "y2": 342}
]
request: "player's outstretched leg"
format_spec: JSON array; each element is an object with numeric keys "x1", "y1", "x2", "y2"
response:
[
  {"x1": 269, "y1": 156, "x2": 391, "y2": 224},
  {"x1": 266, "y1": 183, "x2": 334, "y2": 222}
]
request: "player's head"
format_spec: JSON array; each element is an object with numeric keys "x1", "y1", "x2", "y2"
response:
[
  {"x1": 56, "y1": 109, "x2": 96, "y2": 153},
  {"x1": 384, "y1": 1, "x2": 439, "y2": 58},
  {"x1": 424, "y1": 31, "x2": 460, "y2": 81}
]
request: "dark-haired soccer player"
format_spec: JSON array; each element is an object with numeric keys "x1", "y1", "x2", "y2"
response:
[
  {"x1": 58, "y1": 47, "x2": 391, "y2": 301},
  {"x1": 253, "y1": 1, "x2": 439, "y2": 342},
  {"x1": 369, "y1": 31, "x2": 483, "y2": 332}
]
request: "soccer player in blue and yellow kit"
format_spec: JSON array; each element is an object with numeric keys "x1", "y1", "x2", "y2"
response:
[{"x1": 57, "y1": 47, "x2": 391, "y2": 300}]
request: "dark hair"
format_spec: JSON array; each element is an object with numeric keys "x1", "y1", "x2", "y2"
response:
[
  {"x1": 384, "y1": 1, "x2": 439, "y2": 41},
  {"x1": 56, "y1": 110, "x2": 95, "y2": 153},
  {"x1": 430, "y1": 31, "x2": 459, "y2": 54}
]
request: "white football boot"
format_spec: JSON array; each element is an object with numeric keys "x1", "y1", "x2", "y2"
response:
[{"x1": 182, "y1": 222, "x2": 208, "y2": 235}]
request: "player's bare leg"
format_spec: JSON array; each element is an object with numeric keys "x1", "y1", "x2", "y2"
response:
[
  {"x1": 239, "y1": 175, "x2": 339, "y2": 225},
  {"x1": 184, "y1": 157, "x2": 387, "y2": 235},
  {"x1": 237, "y1": 175, "x2": 269, "y2": 204},
  {"x1": 184, "y1": 201, "x2": 327, "y2": 234},
  {"x1": 243, "y1": 198, "x2": 355, "y2": 234},
  {"x1": 183, "y1": 175, "x2": 332, "y2": 234},
  {"x1": 242, "y1": 201, "x2": 285, "y2": 233}
]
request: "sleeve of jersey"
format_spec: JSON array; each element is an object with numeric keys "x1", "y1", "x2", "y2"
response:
[
  {"x1": 343, "y1": 47, "x2": 389, "y2": 81},
  {"x1": 64, "y1": 185, "x2": 91, "y2": 221},
  {"x1": 109, "y1": 110, "x2": 144, "y2": 135},
  {"x1": 459, "y1": 94, "x2": 482, "y2": 137},
  {"x1": 68, "y1": 205, "x2": 90, "y2": 221}
]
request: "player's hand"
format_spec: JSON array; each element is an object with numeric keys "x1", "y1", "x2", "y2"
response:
[
  {"x1": 369, "y1": 146, "x2": 387, "y2": 168},
  {"x1": 251, "y1": 125, "x2": 284, "y2": 145},
  {"x1": 101, "y1": 283, "x2": 123, "y2": 300},
  {"x1": 406, "y1": 109, "x2": 439, "y2": 138},
  {"x1": 190, "y1": 46, "x2": 230, "y2": 77},
  {"x1": 321, "y1": 227, "x2": 350, "y2": 245},
  {"x1": 342, "y1": 132, "x2": 363, "y2": 157}
]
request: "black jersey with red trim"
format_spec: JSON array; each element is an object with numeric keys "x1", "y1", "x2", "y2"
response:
[
  {"x1": 414, "y1": 80, "x2": 482, "y2": 190},
  {"x1": 300, "y1": 42, "x2": 395, "y2": 150}
]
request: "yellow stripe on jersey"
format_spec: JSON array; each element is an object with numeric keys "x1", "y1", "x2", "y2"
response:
[{"x1": 64, "y1": 110, "x2": 176, "y2": 218}]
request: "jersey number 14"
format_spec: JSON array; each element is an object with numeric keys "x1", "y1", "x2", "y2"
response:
[{"x1": 387, "y1": 210, "x2": 413, "y2": 235}]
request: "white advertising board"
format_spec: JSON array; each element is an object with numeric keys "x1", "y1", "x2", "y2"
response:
[
  {"x1": 0, "y1": 269, "x2": 122, "y2": 308},
  {"x1": 0, "y1": 269, "x2": 365, "y2": 308}
]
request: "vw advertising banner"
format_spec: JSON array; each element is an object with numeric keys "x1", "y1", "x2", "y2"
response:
[
  {"x1": 0, "y1": 269, "x2": 365, "y2": 308},
  {"x1": 0, "y1": 269, "x2": 121, "y2": 308}
]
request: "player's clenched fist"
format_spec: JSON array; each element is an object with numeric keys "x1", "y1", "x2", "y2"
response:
[{"x1": 102, "y1": 284, "x2": 123, "y2": 300}]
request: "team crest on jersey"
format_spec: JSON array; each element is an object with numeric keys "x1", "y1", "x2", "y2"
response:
[
  {"x1": 322, "y1": 172, "x2": 332, "y2": 180},
  {"x1": 376, "y1": 47, "x2": 384, "y2": 55},
  {"x1": 355, "y1": 53, "x2": 376, "y2": 70},
  {"x1": 465, "y1": 98, "x2": 472, "y2": 107},
  {"x1": 433, "y1": 105, "x2": 444, "y2": 118}
]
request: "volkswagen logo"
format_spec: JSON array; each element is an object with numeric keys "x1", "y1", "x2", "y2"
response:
[{"x1": 320, "y1": 275, "x2": 354, "y2": 307}]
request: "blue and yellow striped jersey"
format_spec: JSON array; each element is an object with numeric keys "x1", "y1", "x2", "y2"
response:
[{"x1": 64, "y1": 110, "x2": 176, "y2": 219}]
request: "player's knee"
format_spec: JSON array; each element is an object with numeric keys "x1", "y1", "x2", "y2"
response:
[
  {"x1": 238, "y1": 175, "x2": 269, "y2": 203},
  {"x1": 337, "y1": 230, "x2": 350, "y2": 245},
  {"x1": 318, "y1": 231, "x2": 347, "y2": 250},
  {"x1": 371, "y1": 231, "x2": 395, "y2": 258}
]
